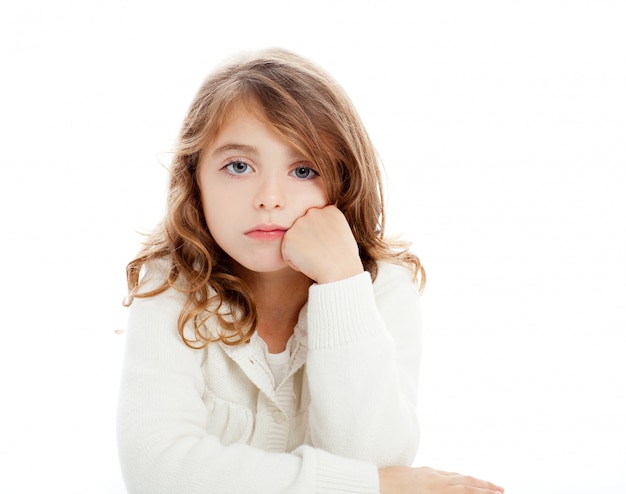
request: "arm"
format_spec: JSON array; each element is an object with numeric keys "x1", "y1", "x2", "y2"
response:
[
  {"x1": 286, "y1": 226, "x2": 503, "y2": 494},
  {"x1": 281, "y1": 205, "x2": 420, "y2": 465},
  {"x1": 305, "y1": 262, "x2": 421, "y2": 466},
  {"x1": 281, "y1": 207, "x2": 503, "y2": 492},
  {"x1": 117, "y1": 264, "x2": 379, "y2": 494}
]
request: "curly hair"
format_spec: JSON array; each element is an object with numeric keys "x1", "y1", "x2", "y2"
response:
[{"x1": 125, "y1": 48, "x2": 425, "y2": 349}]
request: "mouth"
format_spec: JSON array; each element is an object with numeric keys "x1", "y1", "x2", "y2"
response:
[{"x1": 244, "y1": 224, "x2": 288, "y2": 241}]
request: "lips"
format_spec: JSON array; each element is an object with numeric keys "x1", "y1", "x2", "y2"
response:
[{"x1": 244, "y1": 224, "x2": 287, "y2": 241}]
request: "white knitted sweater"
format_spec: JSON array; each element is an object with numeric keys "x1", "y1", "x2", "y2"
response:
[{"x1": 117, "y1": 261, "x2": 422, "y2": 493}]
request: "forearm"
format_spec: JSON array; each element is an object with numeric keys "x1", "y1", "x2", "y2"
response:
[
  {"x1": 305, "y1": 267, "x2": 421, "y2": 466},
  {"x1": 118, "y1": 412, "x2": 379, "y2": 494},
  {"x1": 306, "y1": 332, "x2": 419, "y2": 465}
]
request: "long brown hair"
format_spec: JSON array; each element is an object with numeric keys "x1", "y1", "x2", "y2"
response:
[{"x1": 125, "y1": 48, "x2": 425, "y2": 348}]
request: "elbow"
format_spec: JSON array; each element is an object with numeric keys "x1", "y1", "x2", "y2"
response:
[
  {"x1": 117, "y1": 417, "x2": 184, "y2": 494},
  {"x1": 376, "y1": 412, "x2": 419, "y2": 467},
  {"x1": 118, "y1": 435, "x2": 197, "y2": 494}
]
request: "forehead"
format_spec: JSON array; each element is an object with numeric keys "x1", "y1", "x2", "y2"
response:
[
  {"x1": 211, "y1": 100, "x2": 303, "y2": 151},
  {"x1": 201, "y1": 104, "x2": 303, "y2": 161}
]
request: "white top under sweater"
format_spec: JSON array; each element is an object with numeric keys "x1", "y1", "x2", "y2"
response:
[
  {"x1": 259, "y1": 334, "x2": 293, "y2": 388},
  {"x1": 117, "y1": 261, "x2": 422, "y2": 494}
]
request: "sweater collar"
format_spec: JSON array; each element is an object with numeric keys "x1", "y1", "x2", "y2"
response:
[{"x1": 217, "y1": 303, "x2": 309, "y2": 400}]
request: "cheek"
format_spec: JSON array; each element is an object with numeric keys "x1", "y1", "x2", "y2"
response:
[
  {"x1": 305, "y1": 182, "x2": 330, "y2": 207},
  {"x1": 203, "y1": 213, "x2": 233, "y2": 256},
  {"x1": 293, "y1": 190, "x2": 327, "y2": 211},
  {"x1": 200, "y1": 194, "x2": 226, "y2": 239}
]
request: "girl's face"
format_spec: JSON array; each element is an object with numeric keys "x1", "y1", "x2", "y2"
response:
[{"x1": 197, "y1": 107, "x2": 329, "y2": 276}]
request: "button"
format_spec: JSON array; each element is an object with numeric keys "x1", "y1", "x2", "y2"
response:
[{"x1": 272, "y1": 410, "x2": 285, "y2": 424}]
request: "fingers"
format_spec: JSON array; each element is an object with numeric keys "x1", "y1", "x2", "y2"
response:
[
  {"x1": 281, "y1": 204, "x2": 362, "y2": 283},
  {"x1": 448, "y1": 475, "x2": 504, "y2": 493},
  {"x1": 378, "y1": 466, "x2": 504, "y2": 494},
  {"x1": 449, "y1": 486, "x2": 503, "y2": 494},
  {"x1": 420, "y1": 467, "x2": 504, "y2": 493}
]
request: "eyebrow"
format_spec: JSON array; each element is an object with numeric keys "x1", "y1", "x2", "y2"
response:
[
  {"x1": 211, "y1": 143, "x2": 258, "y2": 158},
  {"x1": 210, "y1": 142, "x2": 308, "y2": 161}
]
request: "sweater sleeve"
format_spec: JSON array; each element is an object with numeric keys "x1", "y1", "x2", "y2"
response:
[
  {"x1": 305, "y1": 262, "x2": 422, "y2": 467},
  {"x1": 116, "y1": 265, "x2": 380, "y2": 494}
]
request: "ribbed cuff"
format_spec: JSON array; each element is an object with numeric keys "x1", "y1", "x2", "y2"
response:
[
  {"x1": 315, "y1": 448, "x2": 379, "y2": 493},
  {"x1": 307, "y1": 272, "x2": 384, "y2": 350}
]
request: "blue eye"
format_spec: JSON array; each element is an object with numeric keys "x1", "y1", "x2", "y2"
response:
[
  {"x1": 291, "y1": 166, "x2": 319, "y2": 180},
  {"x1": 224, "y1": 161, "x2": 252, "y2": 175}
]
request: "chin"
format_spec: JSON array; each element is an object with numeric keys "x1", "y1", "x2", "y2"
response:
[{"x1": 236, "y1": 258, "x2": 291, "y2": 275}]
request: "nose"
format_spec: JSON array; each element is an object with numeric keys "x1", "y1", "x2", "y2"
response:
[{"x1": 254, "y1": 175, "x2": 285, "y2": 210}]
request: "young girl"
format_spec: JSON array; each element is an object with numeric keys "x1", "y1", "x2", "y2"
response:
[{"x1": 117, "y1": 48, "x2": 503, "y2": 494}]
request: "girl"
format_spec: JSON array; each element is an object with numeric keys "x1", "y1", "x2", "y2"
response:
[{"x1": 117, "y1": 48, "x2": 503, "y2": 494}]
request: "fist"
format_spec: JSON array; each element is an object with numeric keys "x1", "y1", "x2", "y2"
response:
[{"x1": 281, "y1": 205, "x2": 364, "y2": 284}]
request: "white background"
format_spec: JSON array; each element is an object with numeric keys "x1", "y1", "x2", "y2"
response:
[{"x1": 1, "y1": 1, "x2": 624, "y2": 493}]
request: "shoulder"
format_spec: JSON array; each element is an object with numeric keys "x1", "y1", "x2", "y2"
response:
[
  {"x1": 127, "y1": 257, "x2": 190, "y2": 326},
  {"x1": 135, "y1": 257, "x2": 194, "y2": 298},
  {"x1": 132, "y1": 258, "x2": 228, "y2": 343},
  {"x1": 371, "y1": 261, "x2": 422, "y2": 319},
  {"x1": 373, "y1": 261, "x2": 419, "y2": 293},
  {"x1": 136, "y1": 257, "x2": 173, "y2": 292}
]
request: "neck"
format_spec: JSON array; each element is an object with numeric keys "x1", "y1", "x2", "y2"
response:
[{"x1": 237, "y1": 267, "x2": 311, "y2": 353}]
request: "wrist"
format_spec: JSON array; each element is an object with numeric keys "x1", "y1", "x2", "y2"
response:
[
  {"x1": 378, "y1": 468, "x2": 388, "y2": 494},
  {"x1": 316, "y1": 261, "x2": 363, "y2": 285}
]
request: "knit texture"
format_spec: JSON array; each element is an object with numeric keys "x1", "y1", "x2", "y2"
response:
[{"x1": 117, "y1": 261, "x2": 422, "y2": 493}]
